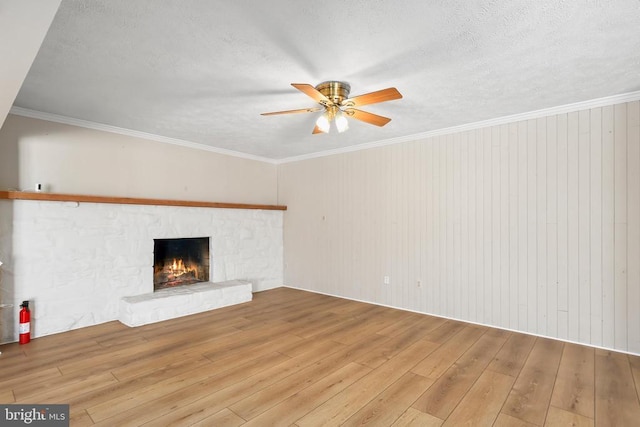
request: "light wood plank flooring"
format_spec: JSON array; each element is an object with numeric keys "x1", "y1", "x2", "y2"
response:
[{"x1": 1, "y1": 288, "x2": 639, "y2": 426}]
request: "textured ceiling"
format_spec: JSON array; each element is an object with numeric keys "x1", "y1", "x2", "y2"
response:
[{"x1": 14, "y1": 0, "x2": 640, "y2": 160}]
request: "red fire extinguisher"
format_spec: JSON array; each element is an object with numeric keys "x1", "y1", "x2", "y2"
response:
[{"x1": 19, "y1": 300, "x2": 30, "y2": 344}]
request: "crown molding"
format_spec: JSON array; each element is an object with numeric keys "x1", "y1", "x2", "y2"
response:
[
  {"x1": 275, "y1": 89, "x2": 640, "y2": 164},
  {"x1": 9, "y1": 106, "x2": 277, "y2": 164},
  {"x1": 11, "y1": 89, "x2": 640, "y2": 166}
]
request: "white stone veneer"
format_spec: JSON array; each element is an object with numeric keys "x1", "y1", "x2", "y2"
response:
[{"x1": 0, "y1": 200, "x2": 283, "y2": 342}]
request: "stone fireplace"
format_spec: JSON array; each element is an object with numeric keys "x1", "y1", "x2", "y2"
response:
[
  {"x1": 0, "y1": 198, "x2": 284, "y2": 341},
  {"x1": 153, "y1": 237, "x2": 210, "y2": 290}
]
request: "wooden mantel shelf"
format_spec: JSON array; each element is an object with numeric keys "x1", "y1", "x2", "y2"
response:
[{"x1": 0, "y1": 190, "x2": 287, "y2": 211}]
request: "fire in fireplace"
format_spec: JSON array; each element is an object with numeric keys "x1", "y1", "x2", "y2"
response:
[{"x1": 153, "y1": 237, "x2": 210, "y2": 291}]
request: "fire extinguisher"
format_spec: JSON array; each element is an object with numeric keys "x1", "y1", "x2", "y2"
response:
[{"x1": 19, "y1": 300, "x2": 30, "y2": 344}]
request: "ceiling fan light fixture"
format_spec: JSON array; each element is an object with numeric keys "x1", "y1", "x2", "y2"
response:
[
  {"x1": 315, "y1": 113, "x2": 331, "y2": 133},
  {"x1": 335, "y1": 110, "x2": 349, "y2": 133}
]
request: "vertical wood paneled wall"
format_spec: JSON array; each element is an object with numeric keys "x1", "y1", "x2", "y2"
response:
[{"x1": 278, "y1": 101, "x2": 640, "y2": 354}]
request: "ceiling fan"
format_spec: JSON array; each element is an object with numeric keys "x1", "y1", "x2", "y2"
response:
[{"x1": 261, "y1": 81, "x2": 402, "y2": 134}]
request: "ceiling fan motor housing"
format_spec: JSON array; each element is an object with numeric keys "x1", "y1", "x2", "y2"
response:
[{"x1": 315, "y1": 81, "x2": 351, "y2": 105}]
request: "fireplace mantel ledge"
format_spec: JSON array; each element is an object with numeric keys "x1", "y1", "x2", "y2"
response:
[{"x1": 0, "y1": 190, "x2": 286, "y2": 211}]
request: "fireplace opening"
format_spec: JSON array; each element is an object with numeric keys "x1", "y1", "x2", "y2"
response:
[{"x1": 153, "y1": 237, "x2": 210, "y2": 291}]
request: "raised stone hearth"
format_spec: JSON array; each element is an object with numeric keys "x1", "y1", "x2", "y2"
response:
[{"x1": 119, "y1": 280, "x2": 252, "y2": 327}]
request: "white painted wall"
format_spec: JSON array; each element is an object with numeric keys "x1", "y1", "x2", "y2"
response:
[
  {"x1": 278, "y1": 100, "x2": 640, "y2": 355},
  {"x1": 0, "y1": 0, "x2": 61, "y2": 126},
  {"x1": 0, "y1": 200, "x2": 283, "y2": 343},
  {"x1": 0, "y1": 115, "x2": 277, "y2": 204}
]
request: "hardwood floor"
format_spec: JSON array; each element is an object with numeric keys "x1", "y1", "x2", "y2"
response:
[{"x1": 1, "y1": 287, "x2": 639, "y2": 426}]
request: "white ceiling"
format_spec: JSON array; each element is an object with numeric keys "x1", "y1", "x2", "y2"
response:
[{"x1": 13, "y1": 0, "x2": 640, "y2": 161}]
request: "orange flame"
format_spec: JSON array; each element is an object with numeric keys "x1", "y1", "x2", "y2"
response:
[{"x1": 168, "y1": 258, "x2": 198, "y2": 278}]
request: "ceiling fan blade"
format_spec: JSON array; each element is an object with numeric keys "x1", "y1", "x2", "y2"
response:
[
  {"x1": 261, "y1": 107, "x2": 323, "y2": 116},
  {"x1": 291, "y1": 83, "x2": 332, "y2": 105},
  {"x1": 312, "y1": 125, "x2": 326, "y2": 134},
  {"x1": 345, "y1": 108, "x2": 392, "y2": 127},
  {"x1": 343, "y1": 87, "x2": 402, "y2": 107}
]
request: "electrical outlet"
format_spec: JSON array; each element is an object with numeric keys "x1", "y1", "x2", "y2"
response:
[
  {"x1": 416, "y1": 279, "x2": 421, "y2": 288},
  {"x1": 383, "y1": 276, "x2": 390, "y2": 285}
]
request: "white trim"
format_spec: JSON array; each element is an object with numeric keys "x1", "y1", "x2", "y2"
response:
[
  {"x1": 284, "y1": 285, "x2": 640, "y2": 357},
  {"x1": 11, "y1": 89, "x2": 640, "y2": 165},
  {"x1": 9, "y1": 106, "x2": 277, "y2": 164},
  {"x1": 275, "y1": 90, "x2": 640, "y2": 164}
]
